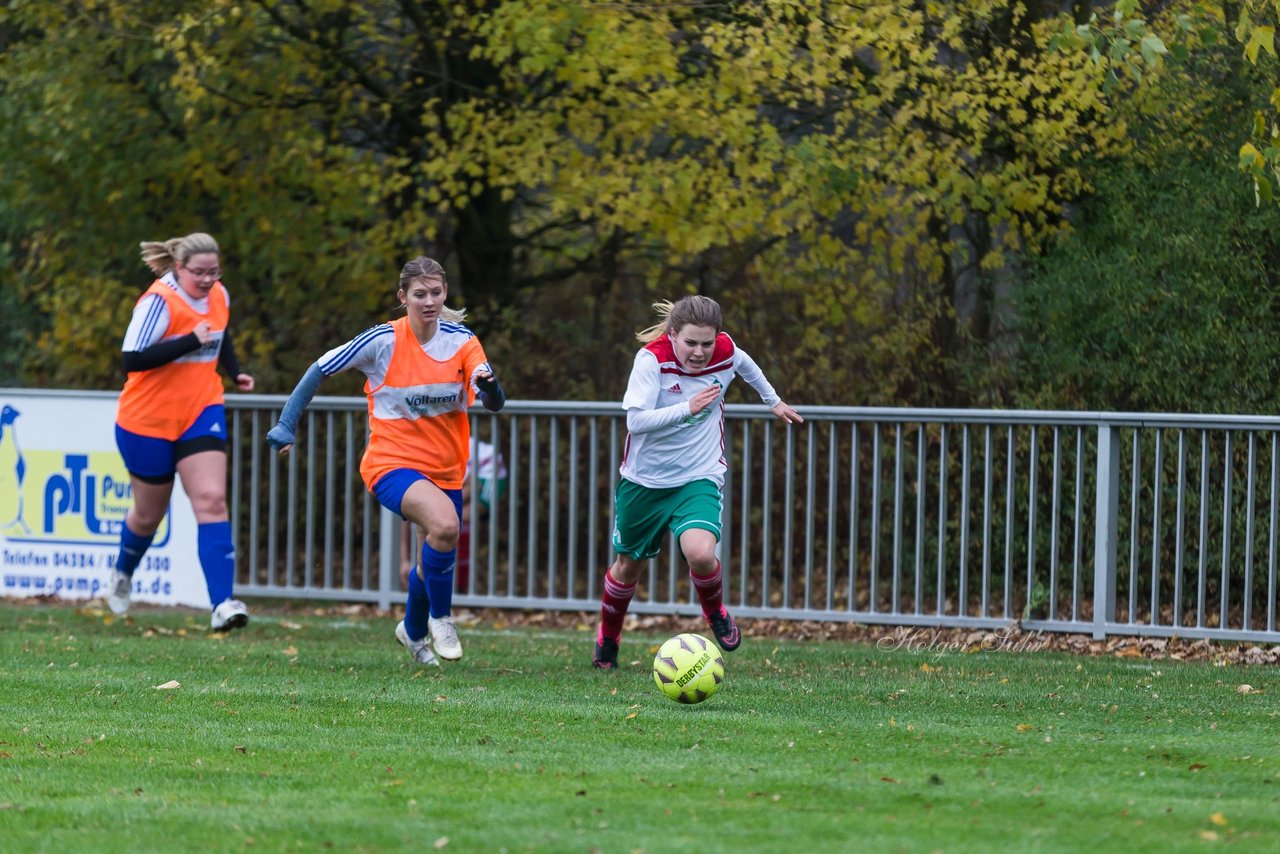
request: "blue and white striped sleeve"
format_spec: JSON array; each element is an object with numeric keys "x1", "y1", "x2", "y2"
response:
[
  {"x1": 269, "y1": 324, "x2": 394, "y2": 446},
  {"x1": 121, "y1": 294, "x2": 170, "y2": 352},
  {"x1": 316, "y1": 324, "x2": 394, "y2": 379}
]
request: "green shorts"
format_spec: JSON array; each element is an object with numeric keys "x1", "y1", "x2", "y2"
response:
[{"x1": 611, "y1": 478, "x2": 723, "y2": 560}]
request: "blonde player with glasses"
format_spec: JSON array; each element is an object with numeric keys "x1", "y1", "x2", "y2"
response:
[
  {"x1": 268, "y1": 256, "x2": 505, "y2": 666},
  {"x1": 592, "y1": 295, "x2": 803, "y2": 669},
  {"x1": 109, "y1": 232, "x2": 255, "y2": 631}
]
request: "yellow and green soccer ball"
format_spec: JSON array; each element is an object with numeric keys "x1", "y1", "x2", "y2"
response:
[{"x1": 652, "y1": 633, "x2": 724, "y2": 704}]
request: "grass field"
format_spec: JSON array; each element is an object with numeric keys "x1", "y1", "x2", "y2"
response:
[{"x1": 3, "y1": 601, "x2": 1279, "y2": 852}]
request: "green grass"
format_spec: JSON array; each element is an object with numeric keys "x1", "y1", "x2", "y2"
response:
[{"x1": 2, "y1": 602, "x2": 1278, "y2": 853}]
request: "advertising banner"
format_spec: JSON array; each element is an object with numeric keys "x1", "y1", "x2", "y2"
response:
[{"x1": 0, "y1": 389, "x2": 208, "y2": 607}]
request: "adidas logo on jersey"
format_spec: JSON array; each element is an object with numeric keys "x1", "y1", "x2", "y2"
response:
[{"x1": 666, "y1": 383, "x2": 682, "y2": 394}]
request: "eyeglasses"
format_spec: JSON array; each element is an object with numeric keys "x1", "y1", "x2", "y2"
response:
[{"x1": 182, "y1": 264, "x2": 221, "y2": 279}]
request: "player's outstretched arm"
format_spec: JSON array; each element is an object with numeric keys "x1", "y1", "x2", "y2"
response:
[{"x1": 268, "y1": 362, "x2": 326, "y2": 454}]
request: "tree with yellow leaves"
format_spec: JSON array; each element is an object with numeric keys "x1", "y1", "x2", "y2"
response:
[{"x1": 1, "y1": 1, "x2": 1142, "y2": 404}]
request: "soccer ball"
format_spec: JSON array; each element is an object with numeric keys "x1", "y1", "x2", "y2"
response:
[{"x1": 652, "y1": 633, "x2": 724, "y2": 704}]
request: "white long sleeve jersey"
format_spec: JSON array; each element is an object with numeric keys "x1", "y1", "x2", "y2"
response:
[{"x1": 619, "y1": 332, "x2": 781, "y2": 490}]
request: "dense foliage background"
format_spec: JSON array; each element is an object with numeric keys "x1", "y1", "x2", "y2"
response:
[{"x1": 3, "y1": 1, "x2": 1280, "y2": 412}]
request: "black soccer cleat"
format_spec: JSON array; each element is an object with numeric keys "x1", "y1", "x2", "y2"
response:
[
  {"x1": 706, "y1": 606, "x2": 741, "y2": 651},
  {"x1": 593, "y1": 636, "x2": 620, "y2": 670}
]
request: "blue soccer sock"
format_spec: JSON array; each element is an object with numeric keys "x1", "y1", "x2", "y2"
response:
[
  {"x1": 404, "y1": 565, "x2": 430, "y2": 641},
  {"x1": 115, "y1": 522, "x2": 154, "y2": 578},
  {"x1": 197, "y1": 520, "x2": 235, "y2": 608},
  {"x1": 421, "y1": 540, "x2": 457, "y2": 620}
]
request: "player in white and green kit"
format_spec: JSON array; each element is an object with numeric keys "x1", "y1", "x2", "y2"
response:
[{"x1": 593, "y1": 295, "x2": 803, "y2": 669}]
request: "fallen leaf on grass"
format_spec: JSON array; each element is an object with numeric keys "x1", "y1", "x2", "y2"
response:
[
  {"x1": 1210, "y1": 812, "x2": 1229, "y2": 826},
  {"x1": 153, "y1": 680, "x2": 180, "y2": 690},
  {"x1": 283, "y1": 645, "x2": 298, "y2": 657},
  {"x1": 1189, "y1": 763, "x2": 1207, "y2": 772},
  {"x1": 1015, "y1": 723, "x2": 1034, "y2": 732},
  {"x1": 1236, "y1": 684, "x2": 1255, "y2": 695},
  {"x1": 433, "y1": 837, "x2": 448, "y2": 849},
  {"x1": 282, "y1": 621, "x2": 302, "y2": 630}
]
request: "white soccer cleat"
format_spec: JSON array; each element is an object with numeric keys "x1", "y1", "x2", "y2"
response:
[
  {"x1": 211, "y1": 598, "x2": 249, "y2": 632},
  {"x1": 395, "y1": 620, "x2": 439, "y2": 666},
  {"x1": 107, "y1": 570, "x2": 132, "y2": 615},
  {"x1": 428, "y1": 616, "x2": 462, "y2": 660}
]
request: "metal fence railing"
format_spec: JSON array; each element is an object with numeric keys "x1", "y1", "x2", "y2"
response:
[{"x1": 222, "y1": 397, "x2": 1280, "y2": 643}]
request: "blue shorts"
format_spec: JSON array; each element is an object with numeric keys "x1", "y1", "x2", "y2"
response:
[
  {"x1": 372, "y1": 468, "x2": 463, "y2": 521},
  {"x1": 115, "y1": 405, "x2": 227, "y2": 484}
]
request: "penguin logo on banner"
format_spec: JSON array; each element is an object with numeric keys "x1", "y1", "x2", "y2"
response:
[{"x1": 0, "y1": 404, "x2": 32, "y2": 535}]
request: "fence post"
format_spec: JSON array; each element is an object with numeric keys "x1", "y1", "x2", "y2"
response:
[
  {"x1": 1093, "y1": 424, "x2": 1119, "y2": 639},
  {"x1": 378, "y1": 506, "x2": 397, "y2": 611}
]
